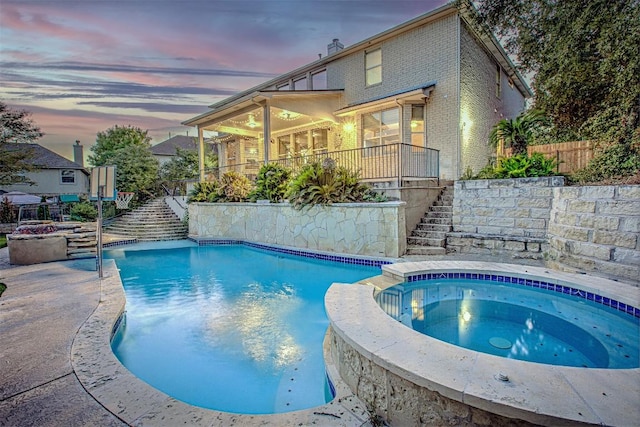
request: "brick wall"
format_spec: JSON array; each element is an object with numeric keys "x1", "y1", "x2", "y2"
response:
[
  {"x1": 459, "y1": 22, "x2": 526, "y2": 177},
  {"x1": 547, "y1": 185, "x2": 640, "y2": 284}
]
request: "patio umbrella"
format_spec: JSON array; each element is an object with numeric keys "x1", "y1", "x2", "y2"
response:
[{"x1": 1, "y1": 191, "x2": 44, "y2": 205}]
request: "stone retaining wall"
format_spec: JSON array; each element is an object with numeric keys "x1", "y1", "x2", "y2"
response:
[
  {"x1": 448, "y1": 177, "x2": 565, "y2": 259},
  {"x1": 189, "y1": 202, "x2": 406, "y2": 258},
  {"x1": 448, "y1": 178, "x2": 639, "y2": 285},
  {"x1": 7, "y1": 222, "x2": 97, "y2": 265},
  {"x1": 547, "y1": 185, "x2": 640, "y2": 284}
]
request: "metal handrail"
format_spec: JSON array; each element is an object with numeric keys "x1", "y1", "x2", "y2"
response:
[{"x1": 203, "y1": 143, "x2": 439, "y2": 183}]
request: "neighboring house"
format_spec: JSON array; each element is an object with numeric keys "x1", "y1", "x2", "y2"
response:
[
  {"x1": 151, "y1": 135, "x2": 198, "y2": 165},
  {"x1": 151, "y1": 134, "x2": 218, "y2": 166},
  {"x1": 184, "y1": 2, "x2": 530, "y2": 184},
  {"x1": 0, "y1": 143, "x2": 90, "y2": 197}
]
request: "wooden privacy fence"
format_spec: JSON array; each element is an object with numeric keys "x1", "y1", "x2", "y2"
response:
[{"x1": 504, "y1": 140, "x2": 595, "y2": 174}]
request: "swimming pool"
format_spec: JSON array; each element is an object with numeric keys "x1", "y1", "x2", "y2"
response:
[
  {"x1": 106, "y1": 244, "x2": 380, "y2": 414},
  {"x1": 376, "y1": 278, "x2": 639, "y2": 368}
]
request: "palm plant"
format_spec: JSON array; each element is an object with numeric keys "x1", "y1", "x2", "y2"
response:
[{"x1": 489, "y1": 110, "x2": 547, "y2": 156}]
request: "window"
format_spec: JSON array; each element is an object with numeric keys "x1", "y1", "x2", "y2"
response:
[
  {"x1": 61, "y1": 169, "x2": 76, "y2": 184},
  {"x1": 362, "y1": 107, "x2": 399, "y2": 148},
  {"x1": 293, "y1": 77, "x2": 308, "y2": 90},
  {"x1": 495, "y1": 64, "x2": 502, "y2": 98},
  {"x1": 294, "y1": 131, "x2": 309, "y2": 155},
  {"x1": 311, "y1": 70, "x2": 327, "y2": 89},
  {"x1": 311, "y1": 129, "x2": 328, "y2": 153},
  {"x1": 277, "y1": 82, "x2": 290, "y2": 91},
  {"x1": 278, "y1": 135, "x2": 291, "y2": 158},
  {"x1": 410, "y1": 105, "x2": 425, "y2": 148},
  {"x1": 365, "y1": 48, "x2": 382, "y2": 86}
]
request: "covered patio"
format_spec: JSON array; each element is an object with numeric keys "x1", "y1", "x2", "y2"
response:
[{"x1": 184, "y1": 87, "x2": 440, "y2": 187}]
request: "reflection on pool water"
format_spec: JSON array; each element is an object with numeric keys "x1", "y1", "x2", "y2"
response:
[
  {"x1": 106, "y1": 245, "x2": 379, "y2": 414},
  {"x1": 377, "y1": 278, "x2": 639, "y2": 368}
]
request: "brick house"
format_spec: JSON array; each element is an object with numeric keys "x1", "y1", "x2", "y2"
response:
[{"x1": 183, "y1": 2, "x2": 530, "y2": 185}]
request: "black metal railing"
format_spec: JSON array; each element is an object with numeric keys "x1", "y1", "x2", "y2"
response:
[{"x1": 203, "y1": 143, "x2": 439, "y2": 183}]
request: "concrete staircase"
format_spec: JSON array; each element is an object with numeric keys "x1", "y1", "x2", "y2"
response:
[
  {"x1": 405, "y1": 186, "x2": 454, "y2": 256},
  {"x1": 103, "y1": 197, "x2": 188, "y2": 241}
]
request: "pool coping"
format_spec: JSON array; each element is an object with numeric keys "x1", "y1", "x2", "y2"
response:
[
  {"x1": 326, "y1": 261, "x2": 640, "y2": 426},
  {"x1": 70, "y1": 260, "x2": 377, "y2": 426}
]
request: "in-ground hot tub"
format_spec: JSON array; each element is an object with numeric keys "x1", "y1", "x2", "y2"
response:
[{"x1": 325, "y1": 261, "x2": 640, "y2": 426}]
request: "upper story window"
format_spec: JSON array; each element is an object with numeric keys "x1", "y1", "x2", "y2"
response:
[
  {"x1": 61, "y1": 169, "x2": 76, "y2": 184},
  {"x1": 293, "y1": 77, "x2": 308, "y2": 90},
  {"x1": 362, "y1": 107, "x2": 399, "y2": 148},
  {"x1": 365, "y1": 48, "x2": 382, "y2": 86},
  {"x1": 277, "y1": 82, "x2": 290, "y2": 91},
  {"x1": 495, "y1": 64, "x2": 502, "y2": 98},
  {"x1": 311, "y1": 70, "x2": 327, "y2": 89}
]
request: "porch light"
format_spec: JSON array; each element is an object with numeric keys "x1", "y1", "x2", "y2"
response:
[
  {"x1": 247, "y1": 114, "x2": 258, "y2": 128},
  {"x1": 277, "y1": 110, "x2": 301, "y2": 121},
  {"x1": 342, "y1": 122, "x2": 355, "y2": 133}
]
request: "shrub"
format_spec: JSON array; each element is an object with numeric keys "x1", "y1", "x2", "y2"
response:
[
  {"x1": 188, "y1": 181, "x2": 221, "y2": 203},
  {"x1": 250, "y1": 163, "x2": 292, "y2": 202},
  {"x1": 286, "y1": 159, "x2": 384, "y2": 209},
  {"x1": 0, "y1": 198, "x2": 16, "y2": 223},
  {"x1": 570, "y1": 135, "x2": 640, "y2": 184},
  {"x1": 187, "y1": 172, "x2": 253, "y2": 203},
  {"x1": 70, "y1": 201, "x2": 97, "y2": 221},
  {"x1": 470, "y1": 153, "x2": 558, "y2": 179},
  {"x1": 218, "y1": 171, "x2": 252, "y2": 202}
]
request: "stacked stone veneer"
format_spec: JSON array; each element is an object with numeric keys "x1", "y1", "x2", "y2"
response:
[
  {"x1": 189, "y1": 202, "x2": 406, "y2": 258},
  {"x1": 547, "y1": 185, "x2": 640, "y2": 284},
  {"x1": 448, "y1": 178, "x2": 640, "y2": 285},
  {"x1": 448, "y1": 177, "x2": 565, "y2": 259},
  {"x1": 329, "y1": 329, "x2": 534, "y2": 427},
  {"x1": 7, "y1": 222, "x2": 97, "y2": 265}
]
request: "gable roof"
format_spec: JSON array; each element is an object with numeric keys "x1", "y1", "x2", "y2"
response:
[
  {"x1": 150, "y1": 135, "x2": 198, "y2": 156},
  {"x1": 4, "y1": 143, "x2": 89, "y2": 174},
  {"x1": 184, "y1": 2, "x2": 530, "y2": 127}
]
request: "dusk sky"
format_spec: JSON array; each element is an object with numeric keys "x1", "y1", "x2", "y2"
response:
[{"x1": 1, "y1": 0, "x2": 448, "y2": 161}]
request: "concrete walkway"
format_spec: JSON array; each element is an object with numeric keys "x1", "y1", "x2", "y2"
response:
[{"x1": 0, "y1": 248, "x2": 126, "y2": 426}]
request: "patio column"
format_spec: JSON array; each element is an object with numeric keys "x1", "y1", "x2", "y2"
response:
[
  {"x1": 198, "y1": 126, "x2": 205, "y2": 182},
  {"x1": 262, "y1": 101, "x2": 271, "y2": 164}
]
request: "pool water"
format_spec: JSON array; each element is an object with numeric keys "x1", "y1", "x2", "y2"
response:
[
  {"x1": 106, "y1": 245, "x2": 379, "y2": 414},
  {"x1": 377, "y1": 279, "x2": 639, "y2": 368}
]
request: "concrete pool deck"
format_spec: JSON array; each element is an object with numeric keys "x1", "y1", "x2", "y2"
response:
[{"x1": 1, "y1": 243, "x2": 637, "y2": 426}]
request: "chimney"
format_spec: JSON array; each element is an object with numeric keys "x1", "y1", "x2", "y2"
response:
[
  {"x1": 73, "y1": 140, "x2": 84, "y2": 167},
  {"x1": 327, "y1": 38, "x2": 344, "y2": 56}
]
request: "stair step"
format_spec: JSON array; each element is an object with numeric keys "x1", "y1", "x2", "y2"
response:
[
  {"x1": 405, "y1": 245, "x2": 446, "y2": 256},
  {"x1": 416, "y1": 223, "x2": 451, "y2": 231},
  {"x1": 407, "y1": 236, "x2": 445, "y2": 247},
  {"x1": 429, "y1": 206, "x2": 452, "y2": 213},
  {"x1": 411, "y1": 230, "x2": 448, "y2": 239},
  {"x1": 104, "y1": 197, "x2": 188, "y2": 242},
  {"x1": 423, "y1": 211, "x2": 452, "y2": 219}
]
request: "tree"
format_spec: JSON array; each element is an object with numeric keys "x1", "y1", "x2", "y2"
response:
[
  {"x1": 159, "y1": 146, "x2": 218, "y2": 182},
  {"x1": 89, "y1": 125, "x2": 159, "y2": 199},
  {"x1": 468, "y1": 0, "x2": 640, "y2": 143},
  {"x1": 0, "y1": 102, "x2": 43, "y2": 185},
  {"x1": 489, "y1": 110, "x2": 547, "y2": 156}
]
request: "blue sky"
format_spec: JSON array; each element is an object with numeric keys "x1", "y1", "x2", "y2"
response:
[{"x1": 0, "y1": 0, "x2": 448, "y2": 160}]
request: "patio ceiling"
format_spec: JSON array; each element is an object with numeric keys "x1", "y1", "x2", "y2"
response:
[{"x1": 187, "y1": 90, "x2": 343, "y2": 138}]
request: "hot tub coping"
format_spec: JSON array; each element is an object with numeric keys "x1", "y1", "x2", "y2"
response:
[{"x1": 326, "y1": 261, "x2": 640, "y2": 426}]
